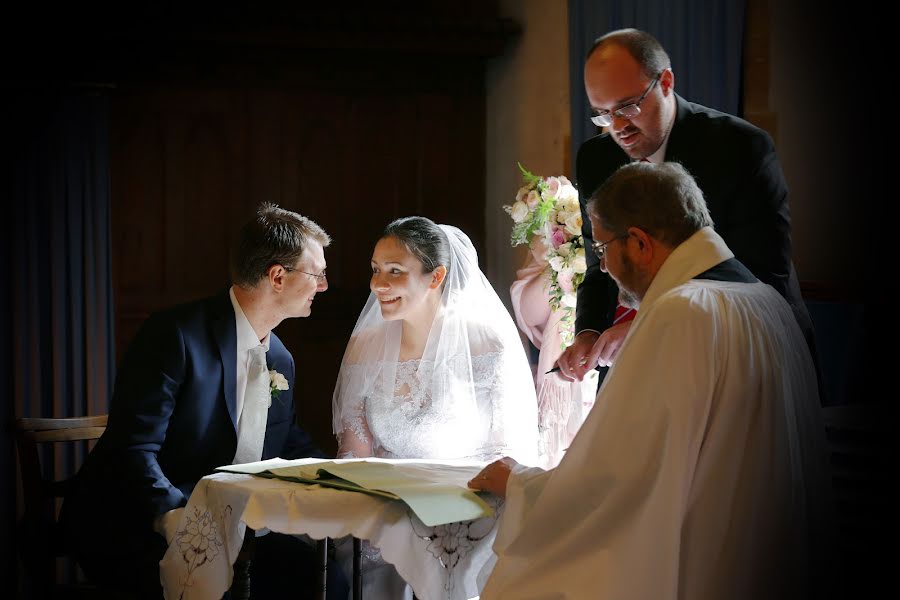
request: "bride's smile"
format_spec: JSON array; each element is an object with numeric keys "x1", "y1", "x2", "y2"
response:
[{"x1": 370, "y1": 235, "x2": 444, "y2": 322}]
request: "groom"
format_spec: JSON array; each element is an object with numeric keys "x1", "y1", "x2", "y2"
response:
[{"x1": 60, "y1": 203, "x2": 348, "y2": 599}]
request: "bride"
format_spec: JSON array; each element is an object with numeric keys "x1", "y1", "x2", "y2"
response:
[
  {"x1": 332, "y1": 216, "x2": 539, "y2": 599},
  {"x1": 333, "y1": 216, "x2": 539, "y2": 463}
]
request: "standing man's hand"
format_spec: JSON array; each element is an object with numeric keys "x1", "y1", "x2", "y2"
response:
[
  {"x1": 468, "y1": 457, "x2": 519, "y2": 500},
  {"x1": 592, "y1": 321, "x2": 632, "y2": 367},
  {"x1": 556, "y1": 330, "x2": 600, "y2": 381},
  {"x1": 555, "y1": 322, "x2": 633, "y2": 380}
]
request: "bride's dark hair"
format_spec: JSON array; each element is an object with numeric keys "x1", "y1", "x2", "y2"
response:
[{"x1": 382, "y1": 216, "x2": 451, "y2": 274}]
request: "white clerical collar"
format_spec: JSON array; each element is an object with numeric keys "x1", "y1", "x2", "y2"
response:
[
  {"x1": 229, "y1": 286, "x2": 271, "y2": 352},
  {"x1": 638, "y1": 227, "x2": 735, "y2": 313}
]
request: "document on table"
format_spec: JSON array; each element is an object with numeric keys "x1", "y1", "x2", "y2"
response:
[{"x1": 218, "y1": 457, "x2": 494, "y2": 526}]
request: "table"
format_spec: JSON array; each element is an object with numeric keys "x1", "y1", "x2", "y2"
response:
[{"x1": 159, "y1": 470, "x2": 501, "y2": 600}]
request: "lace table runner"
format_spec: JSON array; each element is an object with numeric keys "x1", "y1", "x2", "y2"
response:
[{"x1": 159, "y1": 471, "x2": 501, "y2": 600}]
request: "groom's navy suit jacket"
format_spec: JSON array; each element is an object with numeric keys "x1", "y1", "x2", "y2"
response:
[{"x1": 61, "y1": 290, "x2": 325, "y2": 558}]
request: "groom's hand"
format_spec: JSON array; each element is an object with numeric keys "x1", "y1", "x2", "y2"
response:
[
  {"x1": 468, "y1": 457, "x2": 519, "y2": 500},
  {"x1": 153, "y1": 506, "x2": 185, "y2": 545}
]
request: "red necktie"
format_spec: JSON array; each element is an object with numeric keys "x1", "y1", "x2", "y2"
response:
[{"x1": 614, "y1": 304, "x2": 636, "y2": 325}]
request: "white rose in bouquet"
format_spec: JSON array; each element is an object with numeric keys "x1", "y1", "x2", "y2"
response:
[{"x1": 510, "y1": 200, "x2": 529, "y2": 223}]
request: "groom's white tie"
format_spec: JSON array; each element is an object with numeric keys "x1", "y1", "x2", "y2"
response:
[{"x1": 234, "y1": 345, "x2": 270, "y2": 464}]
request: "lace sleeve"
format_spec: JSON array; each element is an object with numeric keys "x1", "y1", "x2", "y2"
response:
[
  {"x1": 335, "y1": 365, "x2": 375, "y2": 458},
  {"x1": 473, "y1": 351, "x2": 539, "y2": 464},
  {"x1": 336, "y1": 399, "x2": 373, "y2": 458}
]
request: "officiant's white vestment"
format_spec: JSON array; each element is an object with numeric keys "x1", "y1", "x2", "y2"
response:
[{"x1": 482, "y1": 228, "x2": 833, "y2": 600}]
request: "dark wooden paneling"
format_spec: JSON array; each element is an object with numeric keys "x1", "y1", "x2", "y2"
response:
[{"x1": 108, "y1": 8, "x2": 508, "y2": 454}]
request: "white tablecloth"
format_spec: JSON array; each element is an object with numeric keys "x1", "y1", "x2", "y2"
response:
[{"x1": 159, "y1": 472, "x2": 501, "y2": 600}]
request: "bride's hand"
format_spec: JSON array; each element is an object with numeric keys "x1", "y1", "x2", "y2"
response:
[{"x1": 468, "y1": 457, "x2": 519, "y2": 499}]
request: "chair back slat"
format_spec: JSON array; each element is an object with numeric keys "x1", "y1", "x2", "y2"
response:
[
  {"x1": 32, "y1": 426, "x2": 108, "y2": 444},
  {"x1": 17, "y1": 415, "x2": 108, "y2": 432},
  {"x1": 14, "y1": 414, "x2": 108, "y2": 597}
]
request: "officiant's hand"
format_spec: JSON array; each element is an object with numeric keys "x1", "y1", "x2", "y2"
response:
[{"x1": 468, "y1": 457, "x2": 519, "y2": 500}]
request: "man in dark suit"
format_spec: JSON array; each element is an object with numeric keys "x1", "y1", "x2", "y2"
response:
[
  {"x1": 556, "y1": 28, "x2": 817, "y2": 383},
  {"x1": 60, "y1": 203, "x2": 348, "y2": 599}
]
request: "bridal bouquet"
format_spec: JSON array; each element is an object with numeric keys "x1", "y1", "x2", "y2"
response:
[{"x1": 504, "y1": 163, "x2": 587, "y2": 347}]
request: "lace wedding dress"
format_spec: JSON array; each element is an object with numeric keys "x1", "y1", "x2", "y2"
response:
[
  {"x1": 331, "y1": 224, "x2": 539, "y2": 599},
  {"x1": 334, "y1": 351, "x2": 521, "y2": 600},
  {"x1": 339, "y1": 351, "x2": 529, "y2": 460}
]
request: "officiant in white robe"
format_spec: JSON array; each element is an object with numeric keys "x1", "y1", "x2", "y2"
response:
[{"x1": 470, "y1": 162, "x2": 835, "y2": 600}]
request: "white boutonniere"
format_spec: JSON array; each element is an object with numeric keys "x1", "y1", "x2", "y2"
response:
[{"x1": 269, "y1": 370, "x2": 289, "y2": 400}]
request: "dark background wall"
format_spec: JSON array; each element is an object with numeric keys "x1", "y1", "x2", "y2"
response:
[
  {"x1": 1, "y1": 0, "x2": 884, "y2": 596},
  {"x1": 1, "y1": 2, "x2": 518, "y2": 594},
  {"x1": 11, "y1": 1, "x2": 515, "y2": 454}
]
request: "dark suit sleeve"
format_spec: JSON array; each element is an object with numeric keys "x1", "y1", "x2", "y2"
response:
[
  {"x1": 102, "y1": 312, "x2": 189, "y2": 521},
  {"x1": 282, "y1": 424, "x2": 329, "y2": 459},
  {"x1": 681, "y1": 114, "x2": 816, "y2": 365},
  {"x1": 717, "y1": 134, "x2": 793, "y2": 299},
  {"x1": 273, "y1": 353, "x2": 330, "y2": 459},
  {"x1": 663, "y1": 102, "x2": 797, "y2": 307}
]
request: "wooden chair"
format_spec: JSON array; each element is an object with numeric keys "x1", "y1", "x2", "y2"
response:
[{"x1": 14, "y1": 415, "x2": 107, "y2": 599}]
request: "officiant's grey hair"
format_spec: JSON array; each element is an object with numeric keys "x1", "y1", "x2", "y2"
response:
[
  {"x1": 587, "y1": 162, "x2": 712, "y2": 247},
  {"x1": 231, "y1": 202, "x2": 331, "y2": 286}
]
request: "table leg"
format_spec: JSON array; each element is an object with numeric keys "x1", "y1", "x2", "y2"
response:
[
  {"x1": 230, "y1": 527, "x2": 255, "y2": 600},
  {"x1": 353, "y1": 537, "x2": 362, "y2": 600},
  {"x1": 316, "y1": 537, "x2": 329, "y2": 600}
]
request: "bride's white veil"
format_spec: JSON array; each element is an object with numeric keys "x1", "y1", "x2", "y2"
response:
[{"x1": 332, "y1": 222, "x2": 538, "y2": 463}]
